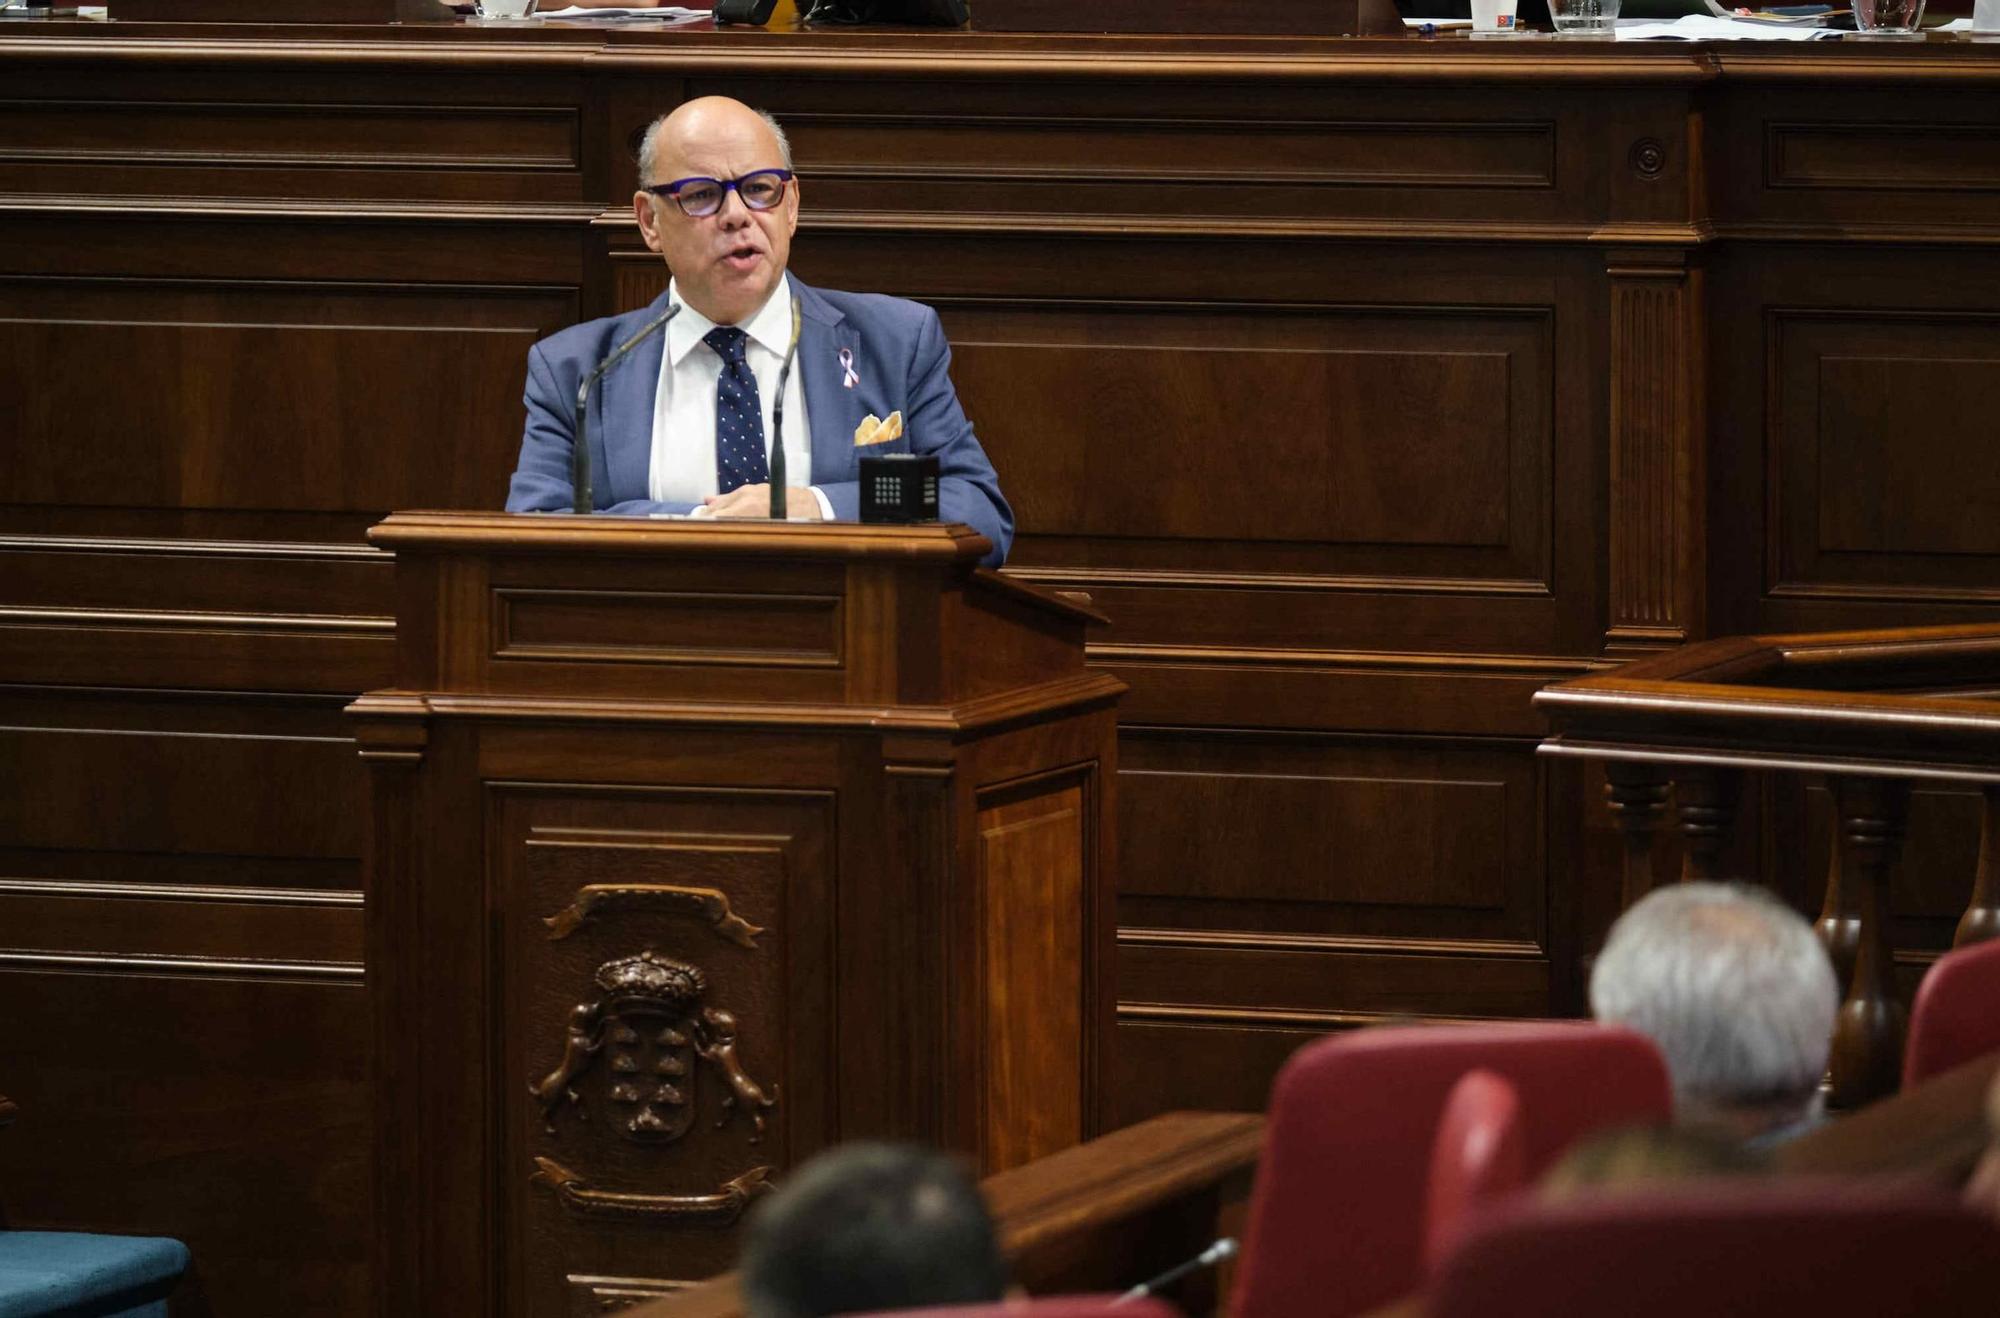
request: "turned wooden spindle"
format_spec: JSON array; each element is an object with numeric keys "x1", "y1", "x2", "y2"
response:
[
  {"x1": 1816, "y1": 842, "x2": 1860, "y2": 992},
  {"x1": 1672, "y1": 766, "x2": 1742, "y2": 883},
  {"x1": 1604, "y1": 761, "x2": 1672, "y2": 911},
  {"x1": 1826, "y1": 775, "x2": 1910, "y2": 1109},
  {"x1": 1954, "y1": 785, "x2": 2000, "y2": 949}
]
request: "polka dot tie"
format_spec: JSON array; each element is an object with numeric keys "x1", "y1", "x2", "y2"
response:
[{"x1": 705, "y1": 326, "x2": 768, "y2": 494}]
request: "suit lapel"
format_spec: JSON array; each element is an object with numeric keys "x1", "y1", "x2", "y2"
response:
[
  {"x1": 795, "y1": 278, "x2": 862, "y2": 485},
  {"x1": 599, "y1": 290, "x2": 674, "y2": 506}
]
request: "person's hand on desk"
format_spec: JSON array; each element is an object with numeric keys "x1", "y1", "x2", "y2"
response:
[{"x1": 700, "y1": 484, "x2": 825, "y2": 520}]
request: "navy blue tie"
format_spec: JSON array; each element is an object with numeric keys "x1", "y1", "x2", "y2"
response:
[{"x1": 706, "y1": 326, "x2": 768, "y2": 494}]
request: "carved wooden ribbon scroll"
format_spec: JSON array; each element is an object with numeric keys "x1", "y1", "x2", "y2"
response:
[
  {"x1": 542, "y1": 883, "x2": 763, "y2": 948},
  {"x1": 530, "y1": 1158, "x2": 775, "y2": 1225}
]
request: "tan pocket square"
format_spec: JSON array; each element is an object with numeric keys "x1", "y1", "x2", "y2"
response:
[{"x1": 853, "y1": 411, "x2": 904, "y2": 447}]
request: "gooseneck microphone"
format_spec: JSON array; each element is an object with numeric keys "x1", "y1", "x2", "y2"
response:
[
  {"x1": 768, "y1": 298, "x2": 802, "y2": 521},
  {"x1": 571, "y1": 302, "x2": 681, "y2": 514},
  {"x1": 1114, "y1": 1237, "x2": 1238, "y2": 1305}
]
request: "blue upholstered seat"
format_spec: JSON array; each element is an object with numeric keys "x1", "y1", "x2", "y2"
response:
[{"x1": 0, "y1": 1231, "x2": 189, "y2": 1318}]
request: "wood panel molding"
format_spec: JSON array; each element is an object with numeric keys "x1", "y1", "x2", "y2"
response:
[
  {"x1": 1017, "y1": 569, "x2": 1554, "y2": 596},
  {"x1": 1767, "y1": 306, "x2": 2000, "y2": 602},
  {"x1": 604, "y1": 216, "x2": 1718, "y2": 247},
  {"x1": 1606, "y1": 248, "x2": 1705, "y2": 654},
  {"x1": 1091, "y1": 644, "x2": 1594, "y2": 677},
  {"x1": 1767, "y1": 120, "x2": 2000, "y2": 194},
  {"x1": 0, "y1": 33, "x2": 1723, "y2": 84},
  {"x1": 1118, "y1": 927, "x2": 1547, "y2": 958},
  {"x1": 782, "y1": 109, "x2": 1557, "y2": 189},
  {"x1": 1117, "y1": 1002, "x2": 1512, "y2": 1029},
  {"x1": 493, "y1": 587, "x2": 845, "y2": 668},
  {"x1": 0, "y1": 948, "x2": 363, "y2": 981},
  {"x1": 0, "y1": 97, "x2": 581, "y2": 171},
  {"x1": 0, "y1": 194, "x2": 603, "y2": 223}
]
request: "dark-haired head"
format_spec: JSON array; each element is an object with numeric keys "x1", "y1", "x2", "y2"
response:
[{"x1": 741, "y1": 1142, "x2": 1009, "y2": 1318}]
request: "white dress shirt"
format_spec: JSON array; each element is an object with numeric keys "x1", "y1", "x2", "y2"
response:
[{"x1": 648, "y1": 276, "x2": 831, "y2": 519}]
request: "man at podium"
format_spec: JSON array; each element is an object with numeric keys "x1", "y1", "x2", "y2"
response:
[{"x1": 505, "y1": 96, "x2": 1014, "y2": 566}]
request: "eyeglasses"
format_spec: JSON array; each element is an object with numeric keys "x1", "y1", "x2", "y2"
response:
[{"x1": 642, "y1": 169, "x2": 794, "y2": 218}]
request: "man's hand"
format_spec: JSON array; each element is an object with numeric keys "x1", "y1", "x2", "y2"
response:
[{"x1": 701, "y1": 485, "x2": 824, "y2": 520}]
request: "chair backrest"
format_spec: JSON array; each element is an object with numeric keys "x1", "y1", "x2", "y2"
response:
[
  {"x1": 860, "y1": 1297, "x2": 1179, "y2": 1318},
  {"x1": 1230, "y1": 1022, "x2": 1672, "y2": 1318},
  {"x1": 1422, "y1": 1068, "x2": 1528, "y2": 1275},
  {"x1": 1904, "y1": 936, "x2": 2000, "y2": 1087},
  {"x1": 1428, "y1": 1182, "x2": 2000, "y2": 1318}
]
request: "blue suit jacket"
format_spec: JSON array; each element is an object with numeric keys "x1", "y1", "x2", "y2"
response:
[{"x1": 506, "y1": 276, "x2": 1013, "y2": 565}]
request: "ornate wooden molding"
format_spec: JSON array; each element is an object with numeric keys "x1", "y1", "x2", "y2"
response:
[
  {"x1": 1605, "y1": 248, "x2": 1705, "y2": 655},
  {"x1": 530, "y1": 1159, "x2": 774, "y2": 1226},
  {"x1": 541, "y1": 884, "x2": 763, "y2": 948}
]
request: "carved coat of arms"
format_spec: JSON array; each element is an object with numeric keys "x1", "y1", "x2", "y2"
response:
[{"x1": 532, "y1": 949, "x2": 777, "y2": 1144}]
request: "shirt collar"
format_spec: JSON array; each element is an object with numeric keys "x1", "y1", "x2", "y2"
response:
[{"x1": 665, "y1": 275, "x2": 795, "y2": 367}]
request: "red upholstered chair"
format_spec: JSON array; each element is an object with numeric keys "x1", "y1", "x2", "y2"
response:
[
  {"x1": 1904, "y1": 935, "x2": 2000, "y2": 1087},
  {"x1": 1428, "y1": 1183, "x2": 2000, "y2": 1318},
  {"x1": 1230, "y1": 1022, "x2": 1672, "y2": 1318},
  {"x1": 858, "y1": 1298, "x2": 1179, "y2": 1318},
  {"x1": 1422, "y1": 1068, "x2": 1528, "y2": 1275}
]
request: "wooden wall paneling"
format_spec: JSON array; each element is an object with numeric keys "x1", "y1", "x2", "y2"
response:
[
  {"x1": 0, "y1": 62, "x2": 595, "y2": 207},
  {"x1": 0, "y1": 276, "x2": 576, "y2": 521},
  {"x1": 1705, "y1": 243, "x2": 2000, "y2": 636},
  {"x1": 0, "y1": 536, "x2": 394, "y2": 692},
  {"x1": 0, "y1": 968, "x2": 370, "y2": 1312},
  {"x1": 1112, "y1": 1018, "x2": 1332, "y2": 1125},
  {"x1": 1708, "y1": 79, "x2": 2000, "y2": 239},
  {"x1": 1117, "y1": 731, "x2": 1543, "y2": 943},
  {"x1": 9, "y1": 29, "x2": 2000, "y2": 1311},
  {"x1": 976, "y1": 772, "x2": 1089, "y2": 1171},
  {"x1": 0, "y1": 689, "x2": 369, "y2": 1317},
  {"x1": 685, "y1": 72, "x2": 1620, "y2": 232}
]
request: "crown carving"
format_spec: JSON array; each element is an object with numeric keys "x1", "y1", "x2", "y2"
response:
[{"x1": 595, "y1": 950, "x2": 706, "y2": 1007}]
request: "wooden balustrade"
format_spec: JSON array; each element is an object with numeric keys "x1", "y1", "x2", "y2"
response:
[{"x1": 1537, "y1": 622, "x2": 2000, "y2": 1108}]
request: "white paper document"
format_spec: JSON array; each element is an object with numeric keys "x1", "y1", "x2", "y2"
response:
[
  {"x1": 1616, "y1": 13, "x2": 1842, "y2": 37},
  {"x1": 535, "y1": 5, "x2": 709, "y2": 20}
]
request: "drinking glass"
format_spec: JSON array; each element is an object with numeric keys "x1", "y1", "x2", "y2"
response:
[
  {"x1": 1851, "y1": 0, "x2": 1925, "y2": 34},
  {"x1": 1551, "y1": 0, "x2": 1620, "y2": 34}
]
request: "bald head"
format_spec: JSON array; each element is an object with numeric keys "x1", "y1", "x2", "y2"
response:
[
  {"x1": 632, "y1": 98, "x2": 800, "y2": 325},
  {"x1": 638, "y1": 97, "x2": 793, "y2": 190}
]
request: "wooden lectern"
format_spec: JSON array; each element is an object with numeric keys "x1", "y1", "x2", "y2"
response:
[{"x1": 348, "y1": 513, "x2": 1121, "y2": 1317}]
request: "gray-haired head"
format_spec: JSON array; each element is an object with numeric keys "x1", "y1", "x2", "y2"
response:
[
  {"x1": 637, "y1": 103, "x2": 793, "y2": 189},
  {"x1": 1590, "y1": 882, "x2": 1838, "y2": 1134}
]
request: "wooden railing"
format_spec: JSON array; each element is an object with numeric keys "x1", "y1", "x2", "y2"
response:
[{"x1": 1536, "y1": 622, "x2": 2000, "y2": 1108}]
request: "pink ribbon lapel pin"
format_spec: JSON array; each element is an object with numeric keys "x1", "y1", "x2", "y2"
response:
[{"x1": 838, "y1": 347, "x2": 858, "y2": 390}]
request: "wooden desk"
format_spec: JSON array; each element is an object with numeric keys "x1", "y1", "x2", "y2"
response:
[
  {"x1": 1778, "y1": 1052, "x2": 2000, "y2": 1183},
  {"x1": 4, "y1": 19, "x2": 2000, "y2": 1314}
]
